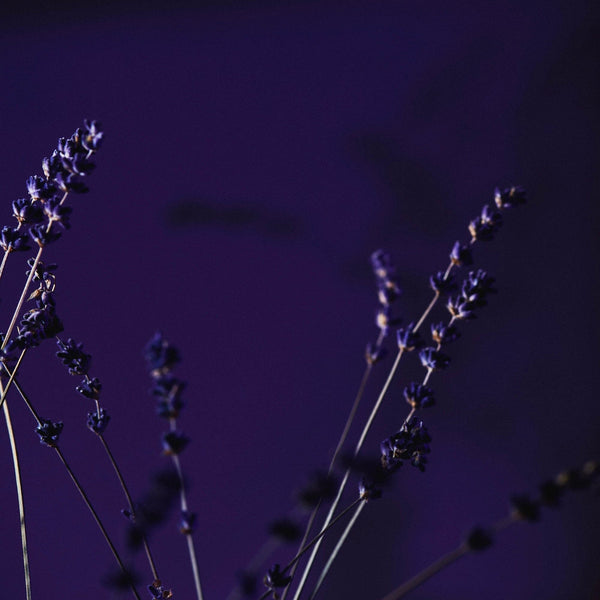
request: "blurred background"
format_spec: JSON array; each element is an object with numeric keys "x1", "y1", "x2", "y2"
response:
[{"x1": 0, "y1": 1, "x2": 598, "y2": 598}]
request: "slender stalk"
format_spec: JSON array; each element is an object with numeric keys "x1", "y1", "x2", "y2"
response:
[
  {"x1": 283, "y1": 497, "x2": 363, "y2": 574},
  {"x1": 291, "y1": 348, "x2": 404, "y2": 600},
  {"x1": 54, "y1": 445, "x2": 141, "y2": 600},
  {"x1": 282, "y1": 331, "x2": 384, "y2": 600},
  {"x1": 258, "y1": 499, "x2": 364, "y2": 600},
  {"x1": 98, "y1": 433, "x2": 160, "y2": 581},
  {"x1": 0, "y1": 349, "x2": 28, "y2": 411},
  {"x1": 379, "y1": 543, "x2": 470, "y2": 600},
  {"x1": 171, "y1": 452, "x2": 204, "y2": 600},
  {"x1": 379, "y1": 512, "x2": 520, "y2": 600},
  {"x1": 2, "y1": 395, "x2": 32, "y2": 600},
  {"x1": 0, "y1": 248, "x2": 11, "y2": 282},
  {"x1": 309, "y1": 501, "x2": 366, "y2": 599}
]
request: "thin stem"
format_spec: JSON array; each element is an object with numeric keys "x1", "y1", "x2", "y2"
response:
[
  {"x1": 171, "y1": 452, "x2": 204, "y2": 600},
  {"x1": 379, "y1": 511, "x2": 521, "y2": 600},
  {"x1": 258, "y1": 499, "x2": 364, "y2": 600},
  {"x1": 0, "y1": 249, "x2": 11, "y2": 282},
  {"x1": 2, "y1": 364, "x2": 139, "y2": 598},
  {"x1": 282, "y1": 331, "x2": 383, "y2": 600},
  {"x1": 1, "y1": 365, "x2": 41, "y2": 424},
  {"x1": 0, "y1": 349, "x2": 28, "y2": 411},
  {"x1": 2, "y1": 396, "x2": 32, "y2": 600},
  {"x1": 379, "y1": 543, "x2": 470, "y2": 600},
  {"x1": 1, "y1": 246, "x2": 43, "y2": 350},
  {"x1": 309, "y1": 501, "x2": 366, "y2": 599},
  {"x1": 53, "y1": 445, "x2": 141, "y2": 600},
  {"x1": 98, "y1": 433, "x2": 160, "y2": 581},
  {"x1": 283, "y1": 497, "x2": 363, "y2": 574},
  {"x1": 292, "y1": 347, "x2": 405, "y2": 600}
]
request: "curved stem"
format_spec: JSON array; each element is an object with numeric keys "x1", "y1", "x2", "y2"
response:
[
  {"x1": 309, "y1": 501, "x2": 366, "y2": 599},
  {"x1": 0, "y1": 249, "x2": 11, "y2": 282},
  {"x1": 0, "y1": 349, "x2": 28, "y2": 411},
  {"x1": 99, "y1": 433, "x2": 160, "y2": 581},
  {"x1": 54, "y1": 446, "x2": 141, "y2": 600},
  {"x1": 171, "y1": 452, "x2": 204, "y2": 600},
  {"x1": 283, "y1": 497, "x2": 363, "y2": 574},
  {"x1": 282, "y1": 333, "x2": 383, "y2": 600},
  {"x1": 379, "y1": 543, "x2": 470, "y2": 600},
  {"x1": 2, "y1": 396, "x2": 32, "y2": 600}
]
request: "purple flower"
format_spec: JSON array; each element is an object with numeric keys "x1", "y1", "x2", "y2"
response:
[
  {"x1": 0, "y1": 226, "x2": 30, "y2": 252},
  {"x1": 468, "y1": 204, "x2": 503, "y2": 242},
  {"x1": 449, "y1": 241, "x2": 473, "y2": 267},
  {"x1": 429, "y1": 271, "x2": 457, "y2": 294},
  {"x1": 161, "y1": 431, "x2": 189, "y2": 455},
  {"x1": 18, "y1": 303, "x2": 64, "y2": 345},
  {"x1": 87, "y1": 407, "x2": 111, "y2": 434},
  {"x1": 145, "y1": 332, "x2": 181, "y2": 376},
  {"x1": 56, "y1": 338, "x2": 92, "y2": 375},
  {"x1": 381, "y1": 417, "x2": 432, "y2": 472},
  {"x1": 403, "y1": 382, "x2": 435, "y2": 409},
  {"x1": 76, "y1": 376, "x2": 102, "y2": 400},
  {"x1": 371, "y1": 249, "x2": 395, "y2": 280},
  {"x1": 12, "y1": 197, "x2": 44, "y2": 224},
  {"x1": 82, "y1": 119, "x2": 104, "y2": 152},
  {"x1": 365, "y1": 342, "x2": 388, "y2": 365},
  {"x1": 35, "y1": 418, "x2": 64, "y2": 447},
  {"x1": 430, "y1": 321, "x2": 460, "y2": 345},
  {"x1": 419, "y1": 347, "x2": 450, "y2": 370},
  {"x1": 447, "y1": 296, "x2": 476, "y2": 320},
  {"x1": 396, "y1": 324, "x2": 422, "y2": 352},
  {"x1": 264, "y1": 564, "x2": 292, "y2": 591},
  {"x1": 358, "y1": 477, "x2": 382, "y2": 501},
  {"x1": 43, "y1": 197, "x2": 72, "y2": 229},
  {"x1": 494, "y1": 186, "x2": 526, "y2": 209},
  {"x1": 461, "y1": 269, "x2": 496, "y2": 307},
  {"x1": 29, "y1": 222, "x2": 62, "y2": 247},
  {"x1": 152, "y1": 375, "x2": 186, "y2": 418}
]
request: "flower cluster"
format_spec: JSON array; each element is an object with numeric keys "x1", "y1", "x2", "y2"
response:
[
  {"x1": 380, "y1": 417, "x2": 432, "y2": 473},
  {"x1": 3, "y1": 260, "x2": 63, "y2": 353},
  {"x1": 375, "y1": 187, "x2": 527, "y2": 490},
  {"x1": 4, "y1": 120, "x2": 103, "y2": 254},
  {"x1": 367, "y1": 249, "x2": 402, "y2": 364},
  {"x1": 56, "y1": 336, "x2": 110, "y2": 434}
]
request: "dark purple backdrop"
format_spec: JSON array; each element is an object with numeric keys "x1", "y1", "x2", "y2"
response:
[{"x1": 0, "y1": 1, "x2": 599, "y2": 599}]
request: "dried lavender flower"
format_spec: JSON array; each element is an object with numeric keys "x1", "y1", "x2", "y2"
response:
[{"x1": 35, "y1": 418, "x2": 64, "y2": 447}]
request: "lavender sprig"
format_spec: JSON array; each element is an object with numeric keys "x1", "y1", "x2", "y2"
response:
[
  {"x1": 145, "y1": 332, "x2": 204, "y2": 600},
  {"x1": 298, "y1": 187, "x2": 526, "y2": 600},
  {"x1": 55, "y1": 335, "x2": 162, "y2": 585},
  {"x1": 379, "y1": 459, "x2": 598, "y2": 599}
]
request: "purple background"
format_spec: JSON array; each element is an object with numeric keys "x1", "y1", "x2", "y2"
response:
[{"x1": 0, "y1": 1, "x2": 599, "y2": 599}]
